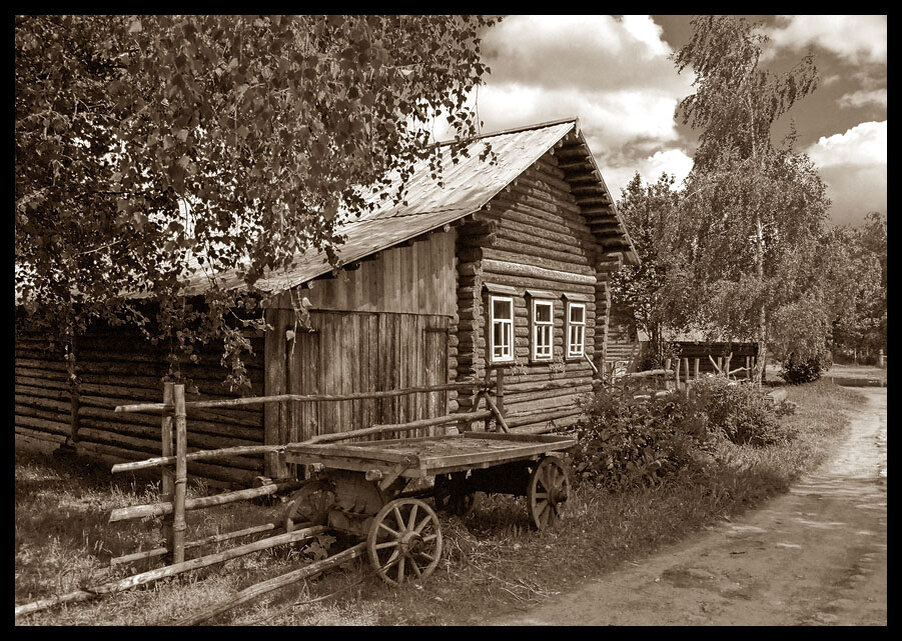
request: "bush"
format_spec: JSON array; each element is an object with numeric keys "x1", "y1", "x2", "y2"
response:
[
  {"x1": 573, "y1": 382, "x2": 711, "y2": 490},
  {"x1": 779, "y1": 351, "x2": 832, "y2": 385},
  {"x1": 691, "y1": 376, "x2": 795, "y2": 446}
]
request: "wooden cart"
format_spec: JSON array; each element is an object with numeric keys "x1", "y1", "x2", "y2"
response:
[{"x1": 282, "y1": 432, "x2": 576, "y2": 585}]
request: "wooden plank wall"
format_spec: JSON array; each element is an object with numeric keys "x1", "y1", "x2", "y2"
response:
[
  {"x1": 272, "y1": 230, "x2": 457, "y2": 316},
  {"x1": 264, "y1": 309, "x2": 451, "y2": 474},
  {"x1": 15, "y1": 324, "x2": 266, "y2": 486},
  {"x1": 455, "y1": 150, "x2": 605, "y2": 432}
]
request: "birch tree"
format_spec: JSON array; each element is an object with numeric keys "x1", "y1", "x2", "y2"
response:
[
  {"x1": 16, "y1": 14, "x2": 497, "y2": 389},
  {"x1": 672, "y1": 15, "x2": 830, "y2": 383}
]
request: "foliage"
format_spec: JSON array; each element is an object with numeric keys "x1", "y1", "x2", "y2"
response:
[
  {"x1": 779, "y1": 352, "x2": 831, "y2": 385},
  {"x1": 574, "y1": 382, "x2": 711, "y2": 490},
  {"x1": 15, "y1": 14, "x2": 497, "y2": 388},
  {"x1": 610, "y1": 172, "x2": 693, "y2": 366},
  {"x1": 818, "y1": 213, "x2": 886, "y2": 361},
  {"x1": 671, "y1": 16, "x2": 830, "y2": 381},
  {"x1": 691, "y1": 376, "x2": 795, "y2": 445}
]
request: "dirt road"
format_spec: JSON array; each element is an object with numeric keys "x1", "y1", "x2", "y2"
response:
[{"x1": 492, "y1": 387, "x2": 887, "y2": 626}]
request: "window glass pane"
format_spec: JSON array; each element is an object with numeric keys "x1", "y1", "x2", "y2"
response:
[
  {"x1": 535, "y1": 302, "x2": 552, "y2": 323},
  {"x1": 570, "y1": 305, "x2": 585, "y2": 323},
  {"x1": 493, "y1": 299, "x2": 512, "y2": 319}
]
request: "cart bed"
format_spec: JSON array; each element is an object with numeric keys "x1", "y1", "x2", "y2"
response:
[{"x1": 284, "y1": 432, "x2": 576, "y2": 477}]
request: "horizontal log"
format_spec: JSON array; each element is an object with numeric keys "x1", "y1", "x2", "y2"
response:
[
  {"x1": 14, "y1": 526, "x2": 328, "y2": 619},
  {"x1": 14, "y1": 425, "x2": 69, "y2": 445},
  {"x1": 108, "y1": 479, "x2": 305, "y2": 522},
  {"x1": 15, "y1": 414, "x2": 70, "y2": 436},
  {"x1": 175, "y1": 541, "x2": 367, "y2": 626},
  {"x1": 490, "y1": 236, "x2": 595, "y2": 269},
  {"x1": 110, "y1": 522, "x2": 282, "y2": 567},
  {"x1": 115, "y1": 380, "x2": 482, "y2": 414},
  {"x1": 483, "y1": 246, "x2": 595, "y2": 276},
  {"x1": 75, "y1": 440, "x2": 260, "y2": 485},
  {"x1": 509, "y1": 182, "x2": 583, "y2": 216},
  {"x1": 481, "y1": 259, "x2": 596, "y2": 286}
]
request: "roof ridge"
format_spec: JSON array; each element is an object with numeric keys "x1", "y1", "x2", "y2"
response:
[{"x1": 430, "y1": 117, "x2": 578, "y2": 148}]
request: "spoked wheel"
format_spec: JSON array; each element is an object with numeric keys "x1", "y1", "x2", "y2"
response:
[
  {"x1": 526, "y1": 456, "x2": 570, "y2": 530},
  {"x1": 434, "y1": 473, "x2": 480, "y2": 517},
  {"x1": 283, "y1": 479, "x2": 335, "y2": 531},
  {"x1": 367, "y1": 498, "x2": 443, "y2": 586}
]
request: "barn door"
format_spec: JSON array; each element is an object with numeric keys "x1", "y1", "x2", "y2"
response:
[{"x1": 284, "y1": 312, "x2": 449, "y2": 442}]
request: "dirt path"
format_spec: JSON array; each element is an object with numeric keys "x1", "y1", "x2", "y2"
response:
[{"x1": 491, "y1": 387, "x2": 887, "y2": 626}]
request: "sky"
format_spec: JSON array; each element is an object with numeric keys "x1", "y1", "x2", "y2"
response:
[{"x1": 445, "y1": 15, "x2": 887, "y2": 227}]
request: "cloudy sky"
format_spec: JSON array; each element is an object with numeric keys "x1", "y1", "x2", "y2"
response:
[{"x1": 458, "y1": 15, "x2": 887, "y2": 227}]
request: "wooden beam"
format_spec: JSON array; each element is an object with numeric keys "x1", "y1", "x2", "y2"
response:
[
  {"x1": 565, "y1": 171, "x2": 600, "y2": 183},
  {"x1": 175, "y1": 542, "x2": 367, "y2": 626},
  {"x1": 14, "y1": 526, "x2": 328, "y2": 619},
  {"x1": 575, "y1": 196, "x2": 612, "y2": 206}
]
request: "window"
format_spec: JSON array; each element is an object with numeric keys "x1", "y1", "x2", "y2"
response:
[
  {"x1": 489, "y1": 295, "x2": 514, "y2": 362},
  {"x1": 531, "y1": 299, "x2": 554, "y2": 361},
  {"x1": 567, "y1": 302, "x2": 586, "y2": 358}
]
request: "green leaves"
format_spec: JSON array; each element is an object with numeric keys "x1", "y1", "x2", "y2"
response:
[{"x1": 16, "y1": 14, "x2": 497, "y2": 388}]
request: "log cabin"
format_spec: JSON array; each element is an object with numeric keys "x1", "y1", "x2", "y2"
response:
[{"x1": 14, "y1": 118, "x2": 639, "y2": 486}]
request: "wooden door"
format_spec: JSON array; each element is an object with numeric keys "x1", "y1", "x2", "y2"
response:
[{"x1": 283, "y1": 311, "x2": 449, "y2": 441}]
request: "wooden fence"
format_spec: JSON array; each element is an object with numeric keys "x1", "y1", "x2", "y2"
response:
[
  {"x1": 16, "y1": 372, "x2": 508, "y2": 619},
  {"x1": 597, "y1": 352, "x2": 758, "y2": 397}
]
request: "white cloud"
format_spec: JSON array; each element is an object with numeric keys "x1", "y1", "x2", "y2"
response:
[
  {"x1": 806, "y1": 121, "x2": 886, "y2": 223},
  {"x1": 478, "y1": 15, "x2": 694, "y2": 157},
  {"x1": 765, "y1": 15, "x2": 886, "y2": 64},
  {"x1": 603, "y1": 148, "x2": 694, "y2": 200},
  {"x1": 807, "y1": 121, "x2": 886, "y2": 167},
  {"x1": 837, "y1": 89, "x2": 887, "y2": 110}
]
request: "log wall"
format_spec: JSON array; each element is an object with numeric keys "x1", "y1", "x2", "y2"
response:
[
  {"x1": 454, "y1": 150, "x2": 608, "y2": 432},
  {"x1": 15, "y1": 324, "x2": 266, "y2": 486}
]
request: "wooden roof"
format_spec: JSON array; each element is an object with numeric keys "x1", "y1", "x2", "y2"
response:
[{"x1": 184, "y1": 118, "x2": 638, "y2": 295}]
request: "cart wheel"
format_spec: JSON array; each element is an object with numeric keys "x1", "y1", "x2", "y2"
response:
[
  {"x1": 434, "y1": 474, "x2": 480, "y2": 517},
  {"x1": 527, "y1": 456, "x2": 570, "y2": 530},
  {"x1": 367, "y1": 498, "x2": 443, "y2": 586},
  {"x1": 283, "y1": 479, "x2": 335, "y2": 531}
]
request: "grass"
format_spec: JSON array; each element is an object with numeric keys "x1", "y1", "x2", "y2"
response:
[{"x1": 15, "y1": 379, "x2": 866, "y2": 626}]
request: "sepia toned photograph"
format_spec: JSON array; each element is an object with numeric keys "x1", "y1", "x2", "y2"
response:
[{"x1": 14, "y1": 14, "x2": 886, "y2": 626}]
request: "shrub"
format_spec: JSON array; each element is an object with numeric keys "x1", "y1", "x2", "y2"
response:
[
  {"x1": 691, "y1": 376, "x2": 795, "y2": 446},
  {"x1": 779, "y1": 352, "x2": 831, "y2": 385},
  {"x1": 573, "y1": 382, "x2": 711, "y2": 490}
]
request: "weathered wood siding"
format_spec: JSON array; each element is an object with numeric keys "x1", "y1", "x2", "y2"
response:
[
  {"x1": 263, "y1": 309, "x2": 451, "y2": 475},
  {"x1": 262, "y1": 233, "x2": 458, "y2": 476},
  {"x1": 271, "y1": 230, "x2": 457, "y2": 316},
  {"x1": 15, "y1": 323, "x2": 265, "y2": 486},
  {"x1": 455, "y1": 150, "x2": 608, "y2": 432}
]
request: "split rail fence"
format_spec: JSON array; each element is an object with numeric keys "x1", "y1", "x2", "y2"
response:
[
  {"x1": 598, "y1": 352, "x2": 759, "y2": 398},
  {"x1": 15, "y1": 369, "x2": 511, "y2": 620}
]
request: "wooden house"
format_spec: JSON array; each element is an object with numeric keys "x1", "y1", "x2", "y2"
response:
[{"x1": 15, "y1": 118, "x2": 639, "y2": 486}]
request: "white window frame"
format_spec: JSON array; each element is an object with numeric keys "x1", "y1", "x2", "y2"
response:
[
  {"x1": 531, "y1": 299, "x2": 554, "y2": 362},
  {"x1": 489, "y1": 295, "x2": 515, "y2": 363},
  {"x1": 567, "y1": 302, "x2": 586, "y2": 358}
]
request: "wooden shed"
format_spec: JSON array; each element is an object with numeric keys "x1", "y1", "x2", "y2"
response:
[{"x1": 15, "y1": 118, "x2": 639, "y2": 485}]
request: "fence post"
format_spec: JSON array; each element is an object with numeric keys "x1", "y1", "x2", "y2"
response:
[
  {"x1": 161, "y1": 382, "x2": 175, "y2": 561},
  {"x1": 495, "y1": 367, "x2": 505, "y2": 416},
  {"x1": 172, "y1": 384, "x2": 188, "y2": 564}
]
